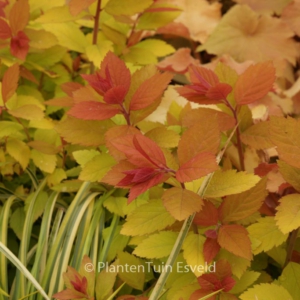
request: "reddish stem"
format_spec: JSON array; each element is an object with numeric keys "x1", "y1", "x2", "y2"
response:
[{"x1": 90, "y1": 0, "x2": 102, "y2": 73}]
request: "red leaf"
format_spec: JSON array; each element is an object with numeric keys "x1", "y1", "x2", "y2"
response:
[
  {"x1": 234, "y1": 61, "x2": 276, "y2": 105},
  {"x1": 129, "y1": 71, "x2": 173, "y2": 111},
  {"x1": 69, "y1": 0, "x2": 96, "y2": 16},
  {"x1": 176, "y1": 85, "x2": 222, "y2": 105},
  {"x1": 206, "y1": 82, "x2": 232, "y2": 101},
  {"x1": 1, "y1": 63, "x2": 19, "y2": 103},
  {"x1": 193, "y1": 200, "x2": 219, "y2": 226},
  {"x1": 203, "y1": 238, "x2": 221, "y2": 263},
  {"x1": 10, "y1": 31, "x2": 29, "y2": 60},
  {"x1": 221, "y1": 277, "x2": 236, "y2": 292},
  {"x1": 127, "y1": 172, "x2": 167, "y2": 202},
  {"x1": 52, "y1": 288, "x2": 87, "y2": 299},
  {"x1": 217, "y1": 225, "x2": 252, "y2": 260},
  {"x1": 68, "y1": 101, "x2": 120, "y2": 120},
  {"x1": 0, "y1": 19, "x2": 11, "y2": 39},
  {"x1": 176, "y1": 152, "x2": 218, "y2": 182},
  {"x1": 82, "y1": 52, "x2": 131, "y2": 102},
  {"x1": 190, "y1": 65, "x2": 219, "y2": 88},
  {"x1": 9, "y1": 0, "x2": 29, "y2": 35},
  {"x1": 104, "y1": 85, "x2": 130, "y2": 104},
  {"x1": 109, "y1": 134, "x2": 166, "y2": 168},
  {"x1": 190, "y1": 290, "x2": 216, "y2": 300},
  {"x1": 102, "y1": 160, "x2": 136, "y2": 186}
]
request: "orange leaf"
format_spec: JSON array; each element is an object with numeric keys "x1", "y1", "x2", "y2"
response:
[
  {"x1": 218, "y1": 177, "x2": 267, "y2": 224},
  {"x1": 68, "y1": 101, "x2": 120, "y2": 120},
  {"x1": 182, "y1": 107, "x2": 235, "y2": 131},
  {"x1": 105, "y1": 125, "x2": 141, "y2": 161},
  {"x1": 157, "y1": 48, "x2": 197, "y2": 74},
  {"x1": 69, "y1": 0, "x2": 96, "y2": 16},
  {"x1": 282, "y1": 0, "x2": 300, "y2": 36},
  {"x1": 61, "y1": 82, "x2": 83, "y2": 97},
  {"x1": 176, "y1": 152, "x2": 218, "y2": 182},
  {"x1": 217, "y1": 225, "x2": 252, "y2": 260},
  {"x1": 0, "y1": 19, "x2": 11, "y2": 39},
  {"x1": 269, "y1": 116, "x2": 300, "y2": 168},
  {"x1": 234, "y1": 61, "x2": 276, "y2": 105},
  {"x1": 200, "y1": 5, "x2": 298, "y2": 65},
  {"x1": 9, "y1": 0, "x2": 29, "y2": 35},
  {"x1": 177, "y1": 123, "x2": 220, "y2": 165},
  {"x1": 162, "y1": 187, "x2": 203, "y2": 221},
  {"x1": 1, "y1": 63, "x2": 19, "y2": 103},
  {"x1": 193, "y1": 200, "x2": 219, "y2": 226},
  {"x1": 45, "y1": 97, "x2": 74, "y2": 107},
  {"x1": 129, "y1": 71, "x2": 173, "y2": 111},
  {"x1": 19, "y1": 66, "x2": 38, "y2": 84}
]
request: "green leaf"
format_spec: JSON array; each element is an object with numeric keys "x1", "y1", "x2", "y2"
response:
[
  {"x1": 133, "y1": 231, "x2": 178, "y2": 259},
  {"x1": 240, "y1": 283, "x2": 293, "y2": 300},
  {"x1": 10, "y1": 207, "x2": 25, "y2": 239},
  {"x1": 247, "y1": 217, "x2": 288, "y2": 254},
  {"x1": 275, "y1": 194, "x2": 300, "y2": 234},
  {"x1": 121, "y1": 199, "x2": 176, "y2": 236},
  {"x1": 205, "y1": 170, "x2": 260, "y2": 198},
  {"x1": 79, "y1": 153, "x2": 116, "y2": 182}
]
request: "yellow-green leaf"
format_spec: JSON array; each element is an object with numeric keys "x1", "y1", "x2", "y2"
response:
[
  {"x1": 121, "y1": 199, "x2": 176, "y2": 236},
  {"x1": 104, "y1": 0, "x2": 153, "y2": 16},
  {"x1": 25, "y1": 29, "x2": 58, "y2": 49},
  {"x1": 31, "y1": 149, "x2": 57, "y2": 173},
  {"x1": 123, "y1": 47, "x2": 157, "y2": 65},
  {"x1": 134, "y1": 39, "x2": 175, "y2": 57},
  {"x1": 279, "y1": 262, "x2": 300, "y2": 300},
  {"x1": 42, "y1": 23, "x2": 87, "y2": 53},
  {"x1": 73, "y1": 149, "x2": 100, "y2": 167},
  {"x1": 85, "y1": 43, "x2": 113, "y2": 67},
  {"x1": 205, "y1": 170, "x2": 260, "y2": 198},
  {"x1": 8, "y1": 105, "x2": 44, "y2": 121},
  {"x1": 247, "y1": 217, "x2": 288, "y2": 254},
  {"x1": 275, "y1": 194, "x2": 300, "y2": 234},
  {"x1": 145, "y1": 127, "x2": 180, "y2": 148},
  {"x1": 278, "y1": 160, "x2": 300, "y2": 192},
  {"x1": 0, "y1": 121, "x2": 23, "y2": 138},
  {"x1": 79, "y1": 153, "x2": 116, "y2": 182},
  {"x1": 182, "y1": 233, "x2": 206, "y2": 277},
  {"x1": 6, "y1": 138, "x2": 30, "y2": 169},
  {"x1": 117, "y1": 252, "x2": 145, "y2": 290},
  {"x1": 240, "y1": 283, "x2": 293, "y2": 300},
  {"x1": 55, "y1": 117, "x2": 114, "y2": 146},
  {"x1": 47, "y1": 168, "x2": 67, "y2": 187},
  {"x1": 133, "y1": 231, "x2": 178, "y2": 258},
  {"x1": 230, "y1": 271, "x2": 260, "y2": 294}
]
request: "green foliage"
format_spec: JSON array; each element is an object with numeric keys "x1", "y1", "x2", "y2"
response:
[{"x1": 0, "y1": 0, "x2": 300, "y2": 300}]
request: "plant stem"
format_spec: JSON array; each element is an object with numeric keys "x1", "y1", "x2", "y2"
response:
[
  {"x1": 90, "y1": 0, "x2": 102, "y2": 74},
  {"x1": 149, "y1": 125, "x2": 238, "y2": 300},
  {"x1": 224, "y1": 101, "x2": 245, "y2": 171},
  {"x1": 14, "y1": 117, "x2": 31, "y2": 142},
  {"x1": 284, "y1": 228, "x2": 299, "y2": 268}
]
